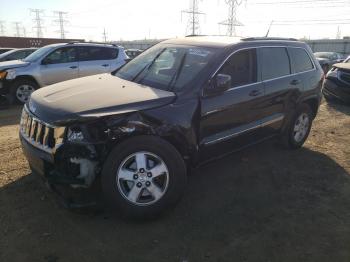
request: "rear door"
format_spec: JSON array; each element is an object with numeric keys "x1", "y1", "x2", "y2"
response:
[
  {"x1": 40, "y1": 47, "x2": 79, "y2": 86},
  {"x1": 199, "y1": 48, "x2": 266, "y2": 161},
  {"x1": 77, "y1": 46, "x2": 117, "y2": 77},
  {"x1": 258, "y1": 47, "x2": 300, "y2": 137}
]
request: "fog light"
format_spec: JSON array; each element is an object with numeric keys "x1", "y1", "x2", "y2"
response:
[{"x1": 67, "y1": 128, "x2": 84, "y2": 142}]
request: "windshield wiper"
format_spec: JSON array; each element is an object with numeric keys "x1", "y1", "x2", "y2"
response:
[
  {"x1": 168, "y1": 53, "x2": 187, "y2": 90},
  {"x1": 132, "y1": 48, "x2": 166, "y2": 82}
]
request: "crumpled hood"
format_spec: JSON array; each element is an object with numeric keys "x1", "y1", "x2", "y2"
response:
[
  {"x1": 0, "y1": 60, "x2": 30, "y2": 71},
  {"x1": 28, "y1": 73, "x2": 176, "y2": 125}
]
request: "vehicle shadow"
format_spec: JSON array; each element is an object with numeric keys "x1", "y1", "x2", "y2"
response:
[
  {"x1": 1, "y1": 141, "x2": 350, "y2": 262},
  {"x1": 0, "y1": 105, "x2": 22, "y2": 127},
  {"x1": 325, "y1": 99, "x2": 350, "y2": 116}
]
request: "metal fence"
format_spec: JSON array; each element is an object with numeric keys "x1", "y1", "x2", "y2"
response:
[{"x1": 305, "y1": 39, "x2": 350, "y2": 55}]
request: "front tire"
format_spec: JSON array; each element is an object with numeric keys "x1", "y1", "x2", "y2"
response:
[
  {"x1": 10, "y1": 79, "x2": 38, "y2": 104},
  {"x1": 282, "y1": 103, "x2": 313, "y2": 149},
  {"x1": 101, "y1": 136, "x2": 187, "y2": 219}
]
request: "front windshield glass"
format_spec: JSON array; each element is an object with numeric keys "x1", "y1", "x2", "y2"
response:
[
  {"x1": 0, "y1": 49, "x2": 16, "y2": 59},
  {"x1": 23, "y1": 46, "x2": 53, "y2": 62},
  {"x1": 115, "y1": 44, "x2": 215, "y2": 91}
]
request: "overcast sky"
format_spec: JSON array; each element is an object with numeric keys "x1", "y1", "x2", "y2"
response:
[{"x1": 1, "y1": 0, "x2": 350, "y2": 41}]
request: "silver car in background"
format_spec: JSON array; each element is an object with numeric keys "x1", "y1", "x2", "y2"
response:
[{"x1": 0, "y1": 42, "x2": 128, "y2": 103}]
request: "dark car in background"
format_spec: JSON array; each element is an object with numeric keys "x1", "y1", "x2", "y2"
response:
[
  {"x1": 19, "y1": 36, "x2": 323, "y2": 218},
  {"x1": 0, "y1": 48, "x2": 14, "y2": 54},
  {"x1": 0, "y1": 48, "x2": 37, "y2": 62},
  {"x1": 323, "y1": 62, "x2": 350, "y2": 103},
  {"x1": 314, "y1": 52, "x2": 344, "y2": 73},
  {"x1": 125, "y1": 49, "x2": 143, "y2": 59}
]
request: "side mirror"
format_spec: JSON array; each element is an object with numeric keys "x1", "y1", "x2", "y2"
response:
[
  {"x1": 41, "y1": 58, "x2": 51, "y2": 65},
  {"x1": 205, "y1": 74, "x2": 231, "y2": 95}
]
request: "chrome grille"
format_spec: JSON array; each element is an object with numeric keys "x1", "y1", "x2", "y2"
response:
[
  {"x1": 339, "y1": 70, "x2": 350, "y2": 86},
  {"x1": 20, "y1": 106, "x2": 65, "y2": 154}
]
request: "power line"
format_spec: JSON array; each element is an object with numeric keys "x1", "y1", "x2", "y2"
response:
[
  {"x1": 219, "y1": 0, "x2": 246, "y2": 36},
  {"x1": 182, "y1": 0, "x2": 206, "y2": 35},
  {"x1": 0, "y1": 21, "x2": 5, "y2": 36},
  {"x1": 53, "y1": 11, "x2": 69, "y2": 39},
  {"x1": 30, "y1": 9, "x2": 45, "y2": 38}
]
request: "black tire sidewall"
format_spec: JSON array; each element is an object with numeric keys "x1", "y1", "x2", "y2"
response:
[
  {"x1": 287, "y1": 104, "x2": 313, "y2": 149},
  {"x1": 10, "y1": 79, "x2": 38, "y2": 104},
  {"x1": 101, "y1": 136, "x2": 187, "y2": 219}
]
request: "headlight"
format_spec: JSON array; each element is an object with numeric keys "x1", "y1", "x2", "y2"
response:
[
  {"x1": 67, "y1": 127, "x2": 85, "y2": 142},
  {"x1": 5, "y1": 69, "x2": 17, "y2": 80},
  {"x1": 0, "y1": 71, "x2": 7, "y2": 80},
  {"x1": 326, "y1": 68, "x2": 338, "y2": 78}
]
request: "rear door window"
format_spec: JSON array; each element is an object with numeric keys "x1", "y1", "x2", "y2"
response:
[
  {"x1": 218, "y1": 48, "x2": 257, "y2": 88},
  {"x1": 288, "y1": 48, "x2": 314, "y2": 73},
  {"x1": 260, "y1": 47, "x2": 290, "y2": 81},
  {"x1": 79, "y1": 46, "x2": 118, "y2": 61}
]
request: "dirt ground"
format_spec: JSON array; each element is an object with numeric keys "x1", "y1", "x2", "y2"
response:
[{"x1": 1, "y1": 101, "x2": 350, "y2": 262}]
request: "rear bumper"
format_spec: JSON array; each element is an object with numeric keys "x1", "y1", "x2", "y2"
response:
[{"x1": 323, "y1": 78, "x2": 350, "y2": 103}]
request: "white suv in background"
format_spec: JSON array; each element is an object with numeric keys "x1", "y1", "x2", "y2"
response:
[{"x1": 0, "y1": 42, "x2": 128, "y2": 103}]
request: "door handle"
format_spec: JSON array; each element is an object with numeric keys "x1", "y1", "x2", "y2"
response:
[
  {"x1": 101, "y1": 64, "x2": 109, "y2": 67},
  {"x1": 249, "y1": 89, "x2": 262, "y2": 97},
  {"x1": 69, "y1": 66, "x2": 78, "y2": 69},
  {"x1": 290, "y1": 79, "x2": 301, "y2": 85}
]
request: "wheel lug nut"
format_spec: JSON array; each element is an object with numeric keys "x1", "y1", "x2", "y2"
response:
[
  {"x1": 145, "y1": 181, "x2": 151, "y2": 187},
  {"x1": 136, "y1": 182, "x2": 142, "y2": 188},
  {"x1": 139, "y1": 168, "x2": 145, "y2": 173},
  {"x1": 147, "y1": 172, "x2": 152, "y2": 177},
  {"x1": 133, "y1": 174, "x2": 138, "y2": 180}
]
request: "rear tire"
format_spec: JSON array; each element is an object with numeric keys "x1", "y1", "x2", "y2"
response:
[
  {"x1": 282, "y1": 103, "x2": 313, "y2": 149},
  {"x1": 10, "y1": 79, "x2": 38, "y2": 104},
  {"x1": 101, "y1": 136, "x2": 187, "y2": 219}
]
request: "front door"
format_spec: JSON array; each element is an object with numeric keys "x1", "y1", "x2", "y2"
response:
[
  {"x1": 40, "y1": 47, "x2": 79, "y2": 86},
  {"x1": 199, "y1": 48, "x2": 265, "y2": 161}
]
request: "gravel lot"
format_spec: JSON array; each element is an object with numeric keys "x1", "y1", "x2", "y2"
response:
[{"x1": 1, "y1": 101, "x2": 350, "y2": 262}]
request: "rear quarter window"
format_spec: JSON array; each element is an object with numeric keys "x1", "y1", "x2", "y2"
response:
[
  {"x1": 289, "y1": 48, "x2": 314, "y2": 73},
  {"x1": 260, "y1": 47, "x2": 290, "y2": 81},
  {"x1": 79, "y1": 46, "x2": 118, "y2": 61}
]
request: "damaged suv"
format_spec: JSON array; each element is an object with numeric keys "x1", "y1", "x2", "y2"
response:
[{"x1": 20, "y1": 36, "x2": 323, "y2": 218}]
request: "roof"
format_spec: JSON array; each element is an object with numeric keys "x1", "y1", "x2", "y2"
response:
[{"x1": 162, "y1": 36, "x2": 303, "y2": 48}]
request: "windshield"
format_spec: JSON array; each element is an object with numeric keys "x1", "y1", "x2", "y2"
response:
[
  {"x1": 23, "y1": 46, "x2": 53, "y2": 62},
  {"x1": 0, "y1": 49, "x2": 17, "y2": 59},
  {"x1": 115, "y1": 44, "x2": 215, "y2": 92}
]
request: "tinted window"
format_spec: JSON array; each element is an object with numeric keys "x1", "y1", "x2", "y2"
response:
[
  {"x1": 289, "y1": 48, "x2": 314, "y2": 73},
  {"x1": 44, "y1": 47, "x2": 77, "y2": 64},
  {"x1": 79, "y1": 47, "x2": 118, "y2": 61},
  {"x1": 219, "y1": 49, "x2": 257, "y2": 88},
  {"x1": 261, "y1": 47, "x2": 290, "y2": 81}
]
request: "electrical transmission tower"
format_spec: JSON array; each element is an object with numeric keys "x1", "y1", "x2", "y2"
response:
[
  {"x1": 54, "y1": 11, "x2": 68, "y2": 39},
  {"x1": 102, "y1": 28, "x2": 108, "y2": 43},
  {"x1": 181, "y1": 0, "x2": 205, "y2": 36},
  {"x1": 13, "y1": 22, "x2": 22, "y2": 37},
  {"x1": 0, "y1": 21, "x2": 5, "y2": 36},
  {"x1": 219, "y1": 0, "x2": 245, "y2": 36},
  {"x1": 30, "y1": 9, "x2": 45, "y2": 38}
]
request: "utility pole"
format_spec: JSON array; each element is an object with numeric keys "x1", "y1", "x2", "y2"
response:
[
  {"x1": 219, "y1": 0, "x2": 246, "y2": 36},
  {"x1": 30, "y1": 9, "x2": 44, "y2": 38},
  {"x1": 181, "y1": 0, "x2": 205, "y2": 36},
  {"x1": 336, "y1": 26, "x2": 341, "y2": 39},
  {"x1": 13, "y1": 22, "x2": 22, "y2": 37},
  {"x1": 22, "y1": 27, "x2": 27, "y2": 37},
  {"x1": 0, "y1": 21, "x2": 6, "y2": 36},
  {"x1": 102, "y1": 28, "x2": 107, "y2": 43},
  {"x1": 53, "y1": 11, "x2": 68, "y2": 39}
]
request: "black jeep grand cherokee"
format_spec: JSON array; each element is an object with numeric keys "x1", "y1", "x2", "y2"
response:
[{"x1": 20, "y1": 36, "x2": 323, "y2": 218}]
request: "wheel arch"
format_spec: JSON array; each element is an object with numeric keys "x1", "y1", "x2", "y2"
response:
[
  {"x1": 300, "y1": 96, "x2": 320, "y2": 119},
  {"x1": 13, "y1": 75, "x2": 40, "y2": 87}
]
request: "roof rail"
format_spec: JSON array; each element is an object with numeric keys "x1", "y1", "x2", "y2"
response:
[
  {"x1": 67, "y1": 41, "x2": 118, "y2": 47},
  {"x1": 185, "y1": 34, "x2": 208, "y2": 37},
  {"x1": 242, "y1": 37, "x2": 298, "y2": 41}
]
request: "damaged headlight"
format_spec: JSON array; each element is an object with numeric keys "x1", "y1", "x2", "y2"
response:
[
  {"x1": 67, "y1": 127, "x2": 85, "y2": 142},
  {"x1": 5, "y1": 69, "x2": 17, "y2": 80}
]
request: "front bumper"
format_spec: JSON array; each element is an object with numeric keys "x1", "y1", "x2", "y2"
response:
[{"x1": 323, "y1": 78, "x2": 350, "y2": 103}]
